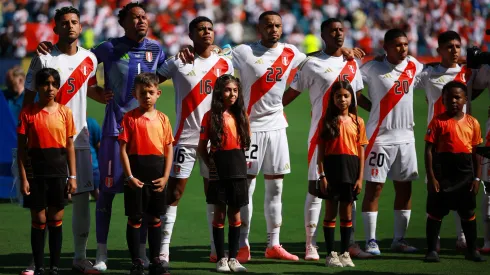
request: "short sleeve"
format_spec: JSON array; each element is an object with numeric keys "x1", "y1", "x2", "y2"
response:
[
  {"x1": 352, "y1": 60, "x2": 364, "y2": 92},
  {"x1": 291, "y1": 45, "x2": 307, "y2": 69},
  {"x1": 91, "y1": 41, "x2": 111, "y2": 64},
  {"x1": 471, "y1": 117, "x2": 483, "y2": 146},
  {"x1": 415, "y1": 67, "x2": 430, "y2": 89},
  {"x1": 360, "y1": 61, "x2": 373, "y2": 84},
  {"x1": 25, "y1": 56, "x2": 44, "y2": 91},
  {"x1": 88, "y1": 54, "x2": 98, "y2": 87},
  {"x1": 157, "y1": 57, "x2": 177, "y2": 79},
  {"x1": 17, "y1": 108, "x2": 28, "y2": 135},
  {"x1": 289, "y1": 59, "x2": 312, "y2": 93},
  {"x1": 425, "y1": 118, "x2": 439, "y2": 144},
  {"x1": 118, "y1": 114, "x2": 132, "y2": 143},
  {"x1": 65, "y1": 108, "x2": 76, "y2": 137},
  {"x1": 358, "y1": 118, "x2": 369, "y2": 146},
  {"x1": 231, "y1": 45, "x2": 245, "y2": 69},
  {"x1": 200, "y1": 112, "x2": 210, "y2": 140}
]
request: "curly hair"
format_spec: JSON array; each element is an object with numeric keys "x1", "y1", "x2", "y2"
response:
[
  {"x1": 209, "y1": 75, "x2": 250, "y2": 150},
  {"x1": 320, "y1": 80, "x2": 360, "y2": 141},
  {"x1": 118, "y1": 2, "x2": 145, "y2": 26},
  {"x1": 54, "y1": 6, "x2": 80, "y2": 23}
]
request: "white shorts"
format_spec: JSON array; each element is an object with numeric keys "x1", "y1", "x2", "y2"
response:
[
  {"x1": 308, "y1": 147, "x2": 319, "y2": 181},
  {"x1": 75, "y1": 148, "x2": 94, "y2": 194},
  {"x1": 170, "y1": 144, "x2": 209, "y2": 179},
  {"x1": 363, "y1": 143, "x2": 418, "y2": 182},
  {"x1": 246, "y1": 128, "x2": 291, "y2": 176}
]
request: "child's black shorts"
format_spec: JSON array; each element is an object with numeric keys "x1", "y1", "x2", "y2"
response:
[
  {"x1": 426, "y1": 184, "x2": 476, "y2": 218},
  {"x1": 23, "y1": 177, "x2": 67, "y2": 210},
  {"x1": 316, "y1": 181, "x2": 358, "y2": 202},
  {"x1": 124, "y1": 183, "x2": 166, "y2": 219},
  {"x1": 206, "y1": 178, "x2": 249, "y2": 208}
]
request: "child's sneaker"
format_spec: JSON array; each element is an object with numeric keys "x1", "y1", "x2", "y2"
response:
[
  {"x1": 228, "y1": 258, "x2": 247, "y2": 272},
  {"x1": 265, "y1": 245, "x2": 299, "y2": 261},
  {"x1": 325, "y1": 252, "x2": 343, "y2": 267},
  {"x1": 304, "y1": 245, "x2": 320, "y2": 261},
  {"x1": 465, "y1": 250, "x2": 486, "y2": 262},
  {"x1": 216, "y1": 258, "x2": 230, "y2": 273},
  {"x1": 365, "y1": 239, "x2": 381, "y2": 255},
  {"x1": 149, "y1": 258, "x2": 170, "y2": 275},
  {"x1": 424, "y1": 251, "x2": 440, "y2": 262},
  {"x1": 34, "y1": 268, "x2": 45, "y2": 275},
  {"x1": 391, "y1": 238, "x2": 418, "y2": 253},
  {"x1": 129, "y1": 259, "x2": 145, "y2": 275},
  {"x1": 348, "y1": 243, "x2": 374, "y2": 259},
  {"x1": 236, "y1": 246, "x2": 251, "y2": 263},
  {"x1": 339, "y1": 252, "x2": 355, "y2": 267}
]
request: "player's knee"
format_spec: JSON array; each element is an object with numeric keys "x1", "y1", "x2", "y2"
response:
[
  {"x1": 47, "y1": 208, "x2": 64, "y2": 221},
  {"x1": 229, "y1": 218, "x2": 241, "y2": 227},
  {"x1": 128, "y1": 217, "x2": 143, "y2": 228},
  {"x1": 212, "y1": 220, "x2": 225, "y2": 228},
  {"x1": 148, "y1": 217, "x2": 161, "y2": 228}
]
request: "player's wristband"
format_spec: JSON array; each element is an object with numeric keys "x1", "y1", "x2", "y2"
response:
[
  {"x1": 68, "y1": 175, "x2": 76, "y2": 179},
  {"x1": 474, "y1": 177, "x2": 481, "y2": 182},
  {"x1": 126, "y1": 175, "x2": 134, "y2": 181}
]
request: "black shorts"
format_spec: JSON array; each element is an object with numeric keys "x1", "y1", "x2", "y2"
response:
[
  {"x1": 124, "y1": 183, "x2": 166, "y2": 219},
  {"x1": 206, "y1": 178, "x2": 248, "y2": 208},
  {"x1": 316, "y1": 181, "x2": 357, "y2": 202},
  {"x1": 23, "y1": 178, "x2": 67, "y2": 210},
  {"x1": 426, "y1": 184, "x2": 476, "y2": 219}
]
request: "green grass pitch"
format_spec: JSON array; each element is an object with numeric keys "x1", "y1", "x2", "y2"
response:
[{"x1": 1, "y1": 84, "x2": 490, "y2": 274}]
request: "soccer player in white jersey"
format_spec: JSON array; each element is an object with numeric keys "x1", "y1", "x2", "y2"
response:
[
  {"x1": 359, "y1": 29, "x2": 424, "y2": 255},
  {"x1": 415, "y1": 31, "x2": 473, "y2": 251},
  {"x1": 282, "y1": 18, "x2": 372, "y2": 261},
  {"x1": 157, "y1": 16, "x2": 234, "y2": 264},
  {"x1": 23, "y1": 6, "x2": 104, "y2": 275}
]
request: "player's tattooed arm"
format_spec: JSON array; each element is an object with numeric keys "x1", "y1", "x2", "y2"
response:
[
  {"x1": 425, "y1": 141, "x2": 439, "y2": 193},
  {"x1": 356, "y1": 90, "x2": 371, "y2": 111}
]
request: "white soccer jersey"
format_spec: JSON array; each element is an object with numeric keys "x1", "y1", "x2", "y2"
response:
[
  {"x1": 25, "y1": 46, "x2": 98, "y2": 149},
  {"x1": 361, "y1": 56, "x2": 424, "y2": 147},
  {"x1": 232, "y1": 42, "x2": 306, "y2": 132},
  {"x1": 157, "y1": 52, "x2": 233, "y2": 146},
  {"x1": 416, "y1": 64, "x2": 470, "y2": 125},
  {"x1": 290, "y1": 52, "x2": 364, "y2": 164}
]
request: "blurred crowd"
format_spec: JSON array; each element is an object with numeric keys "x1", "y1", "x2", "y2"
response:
[{"x1": 1, "y1": 0, "x2": 490, "y2": 58}]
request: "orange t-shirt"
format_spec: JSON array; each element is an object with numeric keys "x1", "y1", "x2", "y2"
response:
[
  {"x1": 200, "y1": 111, "x2": 242, "y2": 151},
  {"x1": 320, "y1": 114, "x2": 368, "y2": 157}
]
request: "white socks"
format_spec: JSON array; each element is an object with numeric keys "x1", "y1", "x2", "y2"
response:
[
  {"x1": 206, "y1": 204, "x2": 216, "y2": 253},
  {"x1": 351, "y1": 201, "x2": 357, "y2": 244},
  {"x1": 452, "y1": 211, "x2": 465, "y2": 241},
  {"x1": 160, "y1": 206, "x2": 177, "y2": 255},
  {"x1": 264, "y1": 178, "x2": 283, "y2": 248},
  {"x1": 239, "y1": 178, "x2": 256, "y2": 248},
  {"x1": 393, "y1": 210, "x2": 411, "y2": 241},
  {"x1": 362, "y1": 211, "x2": 377, "y2": 242},
  {"x1": 72, "y1": 192, "x2": 90, "y2": 260},
  {"x1": 304, "y1": 193, "x2": 322, "y2": 246},
  {"x1": 483, "y1": 192, "x2": 490, "y2": 246}
]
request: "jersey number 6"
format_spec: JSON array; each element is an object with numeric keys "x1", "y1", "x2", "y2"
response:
[{"x1": 174, "y1": 148, "x2": 185, "y2": 164}]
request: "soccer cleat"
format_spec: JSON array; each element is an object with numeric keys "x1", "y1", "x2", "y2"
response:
[
  {"x1": 265, "y1": 245, "x2": 299, "y2": 261},
  {"x1": 325, "y1": 252, "x2": 343, "y2": 267},
  {"x1": 158, "y1": 253, "x2": 169, "y2": 268},
  {"x1": 236, "y1": 246, "x2": 251, "y2": 263},
  {"x1": 479, "y1": 243, "x2": 490, "y2": 254},
  {"x1": 391, "y1": 238, "x2": 418, "y2": 253},
  {"x1": 465, "y1": 250, "x2": 486, "y2": 262},
  {"x1": 456, "y1": 239, "x2": 467, "y2": 252},
  {"x1": 129, "y1": 259, "x2": 145, "y2": 275},
  {"x1": 93, "y1": 253, "x2": 108, "y2": 272},
  {"x1": 348, "y1": 243, "x2": 374, "y2": 259},
  {"x1": 216, "y1": 258, "x2": 230, "y2": 273},
  {"x1": 149, "y1": 259, "x2": 170, "y2": 275},
  {"x1": 424, "y1": 251, "x2": 440, "y2": 262},
  {"x1": 365, "y1": 239, "x2": 381, "y2": 255},
  {"x1": 33, "y1": 268, "x2": 45, "y2": 275},
  {"x1": 304, "y1": 245, "x2": 320, "y2": 261},
  {"x1": 339, "y1": 251, "x2": 355, "y2": 267},
  {"x1": 73, "y1": 259, "x2": 100, "y2": 274},
  {"x1": 49, "y1": 267, "x2": 59, "y2": 275},
  {"x1": 228, "y1": 258, "x2": 247, "y2": 272},
  {"x1": 21, "y1": 265, "x2": 35, "y2": 275}
]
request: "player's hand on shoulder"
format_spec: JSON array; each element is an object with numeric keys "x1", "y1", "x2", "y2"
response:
[
  {"x1": 427, "y1": 178, "x2": 440, "y2": 193},
  {"x1": 177, "y1": 45, "x2": 195, "y2": 64},
  {"x1": 470, "y1": 179, "x2": 480, "y2": 195},
  {"x1": 104, "y1": 89, "x2": 114, "y2": 103},
  {"x1": 341, "y1": 47, "x2": 366, "y2": 60},
  {"x1": 67, "y1": 178, "x2": 77, "y2": 194},
  {"x1": 352, "y1": 47, "x2": 366, "y2": 59},
  {"x1": 354, "y1": 179, "x2": 363, "y2": 195},
  {"x1": 36, "y1": 41, "x2": 53, "y2": 56},
  {"x1": 21, "y1": 180, "x2": 30, "y2": 196},
  {"x1": 129, "y1": 177, "x2": 144, "y2": 189},
  {"x1": 152, "y1": 177, "x2": 168, "y2": 193}
]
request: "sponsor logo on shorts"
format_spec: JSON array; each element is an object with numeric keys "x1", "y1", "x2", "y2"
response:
[
  {"x1": 105, "y1": 177, "x2": 113, "y2": 188},
  {"x1": 173, "y1": 165, "x2": 181, "y2": 174},
  {"x1": 371, "y1": 168, "x2": 379, "y2": 177}
]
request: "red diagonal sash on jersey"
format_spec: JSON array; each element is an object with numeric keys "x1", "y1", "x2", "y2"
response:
[
  {"x1": 247, "y1": 47, "x2": 295, "y2": 115},
  {"x1": 432, "y1": 65, "x2": 470, "y2": 119},
  {"x1": 364, "y1": 61, "x2": 417, "y2": 159},
  {"x1": 173, "y1": 58, "x2": 229, "y2": 143},
  {"x1": 55, "y1": 56, "x2": 95, "y2": 105},
  {"x1": 307, "y1": 60, "x2": 357, "y2": 164}
]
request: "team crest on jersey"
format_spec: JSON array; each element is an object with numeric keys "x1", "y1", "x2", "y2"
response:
[
  {"x1": 349, "y1": 65, "x2": 355, "y2": 74},
  {"x1": 105, "y1": 177, "x2": 113, "y2": 188},
  {"x1": 146, "y1": 51, "x2": 153, "y2": 62},
  {"x1": 282, "y1": 56, "x2": 289, "y2": 66},
  {"x1": 215, "y1": 68, "x2": 221, "y2": 77},
  {"x1": 82, "y1": 66, "x2": 88, "y2": 76},
  {"x1": 406, "y1": 70, "x2": 413, "y2": 79}
]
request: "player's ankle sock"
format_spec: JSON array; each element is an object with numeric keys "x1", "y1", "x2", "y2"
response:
[
  {"x1": 97, "y1": 243, "x2": 108, "y2": 257},
  {"x1": 212, "y1": 222, "x2": 225, "y2": 260},
  {"x1": 393, "y1": 210, "x2": 411, "y2": 241},
  {"x1": 31, "y1": 222, "x2": 46, "y2": 269},
  {"x1": 47, "y1": 220, "x2": 62, "y2": 268},
  {"x1": 160, "y1": 206, "x2": 177, "y2": 255},
  {"x1": 147, "y1": 220, "x2": 162, "y2": 260},
  {"x1": 127, "y1": 219, "x2": 142, "y2": 261},
  {"x1": 340, "y1": 220, "x2": 353, "y2": 254},
  {"x1": 95, "y1": 191, "x2": 115, "y2": 244},
  {"x1": 265, "y1": 179, "x2": 283, "y2": 248},
  {"x1": 461, "y1": 215, "x2": 478, "y2": 252},
  {"x1": 206, "y1": 204, "x2": 216, "y2": 253},
  {"x1": 482, "y1": 193, "x2": 490, "y2": 245},
  {"x1": 323, "y1": 220, "x2": 335, "y2": 254},
  {"x1": 239, "y1": 178, "x2": 256, "y2": 248},
  {"x1": 362, "y1": 211, "x2": 378, "y2": 242},
  {"x1": 426, "y1": 215, "x2": 442, "y2": 252},
  {"x1": 304, "y1": 193, "x2": 322, "y2": 246},
  {"x1": 72, "y1": 192, "x2": 90, "y2": 260},
  {"x1": 228, "y1": 221, "x2": 241, "y2": 259},
  {"x1": 452, "y1": 211, "x2": 465, "y2": 241},
  {"x1": 350, "y1": 201, "x2": 357, "y2": 244}
]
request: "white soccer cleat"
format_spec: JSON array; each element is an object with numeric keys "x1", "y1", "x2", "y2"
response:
[
  {"x1": 228, "y1": 258, "x2": 247, "y2": 272},
  {"x1": 159, "y1": 253, "x2": 170, "y2": 268},
  {"x1": 216, "y1": 258, "x2": 231, "y2": 273},
  {"x1": 339, "y1": 251, "x2": 355, "y2": 267},
  {"x1": 348, "y1": 243, "x2": 374, "y2": 259},
  {"x1": 305, "y1": 245, "x2": 320, "y2": 261},
  {"x1": 325, "y1": 251, "x2": 343, "y2": 267},
  {"x1": 391, "y1": 238, "x2": 418, "y2": 253},
  {"x1": 365, "y1": 239, "x2": 381, "y2": 255},
  {"x1": 72, "y1": 259, "x2": 100, "y2": 274},
  {"x1": 93, "y1": 253, "x2": 108, "y2": 272}
]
